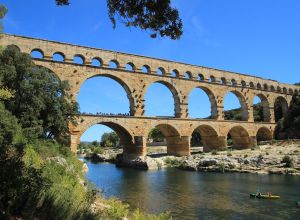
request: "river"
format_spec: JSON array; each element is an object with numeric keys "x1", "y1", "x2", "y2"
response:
[{"x1": 85, "y1": 160, "x2": 300, "y2": 219}]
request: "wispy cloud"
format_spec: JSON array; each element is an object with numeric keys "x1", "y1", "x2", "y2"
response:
[
  {"x1": 92, "y1": 22, "x2": 101, "y2": 32},
  {"x1": 191, "y1": 16, "x2": 205, "y2": 37}
]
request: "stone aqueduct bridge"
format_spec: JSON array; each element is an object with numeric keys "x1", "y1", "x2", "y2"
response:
[{"x1": 1, "y1": 34, "x2": 299, "y2": 158}]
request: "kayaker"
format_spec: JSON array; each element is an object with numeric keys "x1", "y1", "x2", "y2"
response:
[
  {"x1": 267, "y1": 192, "x2": 272, "y2": 197},
  {"x1": 256, "y1": 192, "x2": 262, "y2": 197}
]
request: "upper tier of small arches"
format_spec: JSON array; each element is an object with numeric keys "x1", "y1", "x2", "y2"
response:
[
  {"x1": 0, "y1": 39, "x2": 278, "y2": 96},
  {"x1": 30, "y1": 48, "x2": 299, "y2": 95}
]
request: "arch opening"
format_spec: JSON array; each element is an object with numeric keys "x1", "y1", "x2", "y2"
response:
[
  {"x1": 73, "y1": 54, "x2": 85, "y2": 65},
  {"x1": 145, "y1": 81, "x2": 180, "y2": 117},
  {"x1": 157, "y1": 67, "x2": 165, "y2": 75},
  {"x1": 31, "y1": 49, "x2": 44, "y2": 59},
  {"x1": 79, "y1": 123, "x2": 133, "y2": 154},
  {"x1": 257, "y1": 83, "x2": 262, "y2": 90},
  {"x1": 231, "y1": 79, "x2": 237, "y2": 86},
  {"x1": 141, "y1": 65, "x2": 150, "y2": 73},
  {"x1": 221, "y1": 77, "x2": 227, "y2": 85},
  {"x1": 270, "y1": 86, "x2": 275, "y2": 92},
  {"x1": 52, "y1": 52, "x2": 65, "y2": 62},
  {"x1": 253, "y1": 95, "x2": 270, "y2": 122},
  {"x1": 109, "y1": 60, "x2": 119, "y2": 69},
  {"x1": 198, "y1": 74, "x2": 205, "y2": 81},
  {"x1": 224, "y1": 91, "x2": 249, "y2": 121},
  {"x1": 78, "y1": 75, "x2": 134, "y2": 116},
  {"x1": 191, "y1": 125, "x2": 223, "y2": 152},
  {"x1": 147, "y1": 124, "x2": 184, "y2": 156},
  {"x1": 256, "y1": 127, "x2": 272, "y2": 143},
  {"x1": 274, "y1": 96, "x2": 288, "y2": 122},
  {"x1": 209, "y1": 75, "x2": 216, "y2": 83},
  {"x1": 188, "y1": 87, "x2": 217, "y2": 119},
  {"x1": 171, "y1": 69, "x2": 179, "y2": 77},
  {"x1": 227, "y1": 126, "x2": 252, "y2": 149},
  {"x1": 91, "y1": 57, "x2": 102, "y2": 67},
  {"x1": 125, "y1": 62, "x2": 135, "y2": 72},
  {"x1": 184, "y1": 71, "x2": 192, "y2": 79}
]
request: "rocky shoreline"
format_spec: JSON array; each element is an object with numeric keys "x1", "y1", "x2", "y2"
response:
[{"x1": 82, "y1": 142, "x2": 300, "y2": 175}]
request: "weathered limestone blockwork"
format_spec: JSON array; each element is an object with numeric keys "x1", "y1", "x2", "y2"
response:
[{"x1": 1, "y1": 34, "x2": 299, "y2": 157}]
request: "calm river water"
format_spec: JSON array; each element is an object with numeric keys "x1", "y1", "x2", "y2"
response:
[{"x1": 85, "y1": 161, "x2": 300, "y2": 219}]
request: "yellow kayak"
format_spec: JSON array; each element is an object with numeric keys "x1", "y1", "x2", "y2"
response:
[{"x1": 250, "y1": 194, "x2": 280, "y2": 199}]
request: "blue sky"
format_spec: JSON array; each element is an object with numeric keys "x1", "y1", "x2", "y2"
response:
[{"x1": 2, "y1": 0, "x2": 300, "y2": 142}]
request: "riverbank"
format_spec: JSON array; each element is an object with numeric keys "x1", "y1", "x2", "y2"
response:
[{"x1": 83, "y1": 141, "x2": 300, "y2": 175}]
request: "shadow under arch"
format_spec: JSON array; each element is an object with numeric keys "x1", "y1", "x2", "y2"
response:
[
  {"x1": 146, "y1": 123, "x2": 188, "y2": 156},
  {"x1": 191, "y1": 124, "x2": 225, "y2": 152},
  {"x1": 253, "y1": 93, "x2": 271, "y2": 122},
  {"x1": 225, "y1": 90, "x2": 249, "y2": 121},
  {"x1": 144, "y1": 80, "x2": 181, "y2": 117},
  {"x1": 274, "y1": 96, "x2": 288, "y2": 122},
  {"x1": 81, "y1": 73, "x2": 135, "y2": 116},
  {"x1": 256, "y1": 127, "x2": 273, "y2": 143},
  {"x1": 227, "y1": 126, "x2": 253, "y2": 149},
  {"x1": 188, "y1": 86, "x2": 218, "y2": 119}
]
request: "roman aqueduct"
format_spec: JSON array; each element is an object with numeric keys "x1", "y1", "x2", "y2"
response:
[{"x1": 1, "y1": 34, "x2": 299, "y2": 158}]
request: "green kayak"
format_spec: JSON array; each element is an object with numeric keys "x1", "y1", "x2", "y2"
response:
[{"x1": 250, "y1": 193, "x2": 280, "y2": 200}]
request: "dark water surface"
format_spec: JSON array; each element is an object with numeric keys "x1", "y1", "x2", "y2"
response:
[{"x1": 85, "y1": 161, "x2": 300, "y2": 220}]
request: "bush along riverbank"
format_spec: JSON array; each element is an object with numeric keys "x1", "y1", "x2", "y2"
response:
[
  {"x1": 5, "y1": 141, "x2": 172, "y2": 220},
  {"x1": 84, "y1": 141, "x2": 300, "y2": 175}
]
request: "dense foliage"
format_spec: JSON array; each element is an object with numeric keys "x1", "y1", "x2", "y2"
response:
[
  {"x1": 55, "y1": 0, "x2": 182, "y2": 39},
  {"x1": 148, "y1": 127, "x2": 165, "y2": 142},
  {"x1": 275, "y1": 95, "x2": 300, "y2": 139},
  {"x1": 0, "y1": 45, "x2": 78, "y2": 142},
  {"x1": 224, "y1": 103, "x2": 264, "y2": 121},
  {"x1": 0, "y1": 45, "x2": 171, "y2": 219}
]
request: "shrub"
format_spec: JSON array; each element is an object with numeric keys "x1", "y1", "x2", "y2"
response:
[
  {"x1": 211, "y1": 150, "x2": 218, "y2": 155},
  {"x1": 282, "y1": 155, "x2": 294, "y2": 168},
  {"x1": 164, "y1": 158, "x2": 181, "y2": 167},
  {"x1": 244, "y1": 154, "x2": 248, "y2": 158}
]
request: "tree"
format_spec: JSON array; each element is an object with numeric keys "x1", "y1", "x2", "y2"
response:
[
  {"x1": 275, "y1": 94, "x2": 300, "y2": 139},
  {"x1": 55, "y1": 0, "x2": 183, "y2": 39},
  {"x1": 0, "y1": 45, "x2": 79, "y2": 142},
  {"x1": 148, "y1": 127, "x2": 165, "y2": 142},
  {"x1": 101, "y1": 131, "x2": 120, "y2": 147},
  {"x1": 0, "y1": 4, "x2": 7, "y2": 32}
]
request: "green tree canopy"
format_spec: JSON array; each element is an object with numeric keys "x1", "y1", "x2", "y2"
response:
[
  {"x1": 148, "y1": 127, "x2": 165, "y2": 142},
  {"x1": 55, "y1": 0, "x2": 182, "y2": 39},
  {"x1": 275, "y1": 95, "x2": 300, "y2": 139},
  {"x1": 0, "y1": 45, "x2": 79, "y2": 141},
  {"x1": 101, "y1": 131, "x2": 120, "y2": 147}
]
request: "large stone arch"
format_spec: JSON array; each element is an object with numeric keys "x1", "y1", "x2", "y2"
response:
[
  {"x1": 227, "y1": 125, "x2": 253, "y2": 149},
  {"x1": 187, "y1": 86, "x2": 218, "y2": 119},
  {"x1": 79, "y1": 73, "x2": 135, "y2": 116},
  {"x1": 256, "y1": 127, "x2": 273, "y2": 142},
  {"x1": 252, "y1": 93, "x2": 271, "y2": 122},
  {"x1": 224, "y1": 90, "x2": 249, "y2": 121},
  {"x1": 71, "y1": 117, "x2": 145, "y2": 157},
  {"x1": 144, "y1": 80, "x2": 181, "y2": 117},
  {"x1": 146, "y1": 123, "x2": 189, "y2": 156},
  {"x1": 191, "y1": 124, "x2": 226, "y2": 152}
]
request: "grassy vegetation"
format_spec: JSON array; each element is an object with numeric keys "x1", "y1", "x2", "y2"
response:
[{"x1": 164, "y1": 157, "x2": 182, "y2": 167}]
